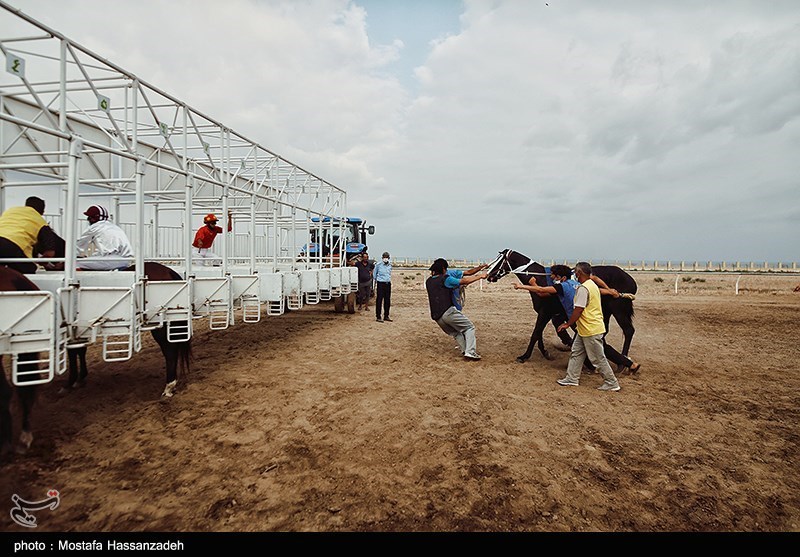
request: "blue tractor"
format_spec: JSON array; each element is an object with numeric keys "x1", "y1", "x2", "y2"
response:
[
  {"x1": 301, "y1": 217, "x2": 375, "y2": 263},
  {"x1": 300, "y1": 217, "x2": 376, "y2": 313}
]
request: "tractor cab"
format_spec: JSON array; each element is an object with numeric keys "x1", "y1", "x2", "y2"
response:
[{"x1": 301, "y1": 217, "x2": 375, "y2": 262}]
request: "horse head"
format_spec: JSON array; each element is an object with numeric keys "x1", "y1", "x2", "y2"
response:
[
  {"x1": 485, "y1": 249, "x2": 535, "y2": 283},
  {"x1": 485, "y1": 249, "x2": 511, "y2": 283}
]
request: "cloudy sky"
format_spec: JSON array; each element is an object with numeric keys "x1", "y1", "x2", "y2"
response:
[{"x1": 5, "y1": 0, "x2": 799, "y2": 263}]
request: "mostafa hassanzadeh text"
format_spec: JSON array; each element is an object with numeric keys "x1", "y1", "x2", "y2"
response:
[{"x1": 14, "y1": 539, "x2": 186, "y2": 552}]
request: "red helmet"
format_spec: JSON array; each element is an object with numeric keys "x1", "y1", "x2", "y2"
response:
[
  {"x1": 84, "y1": 205, "x2": 109, "y2": 220},
  {"x1": 203, "y1": 213, "x2": 218, "y2": 224}
]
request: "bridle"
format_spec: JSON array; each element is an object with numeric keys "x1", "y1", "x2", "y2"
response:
[{"x1": 487, "y1": 250, "x2": 550, "y2": 281}]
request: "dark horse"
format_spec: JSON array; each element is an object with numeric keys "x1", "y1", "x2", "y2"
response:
[
  {"x1": 485, "y1": 249, "x2": 637, "y2": 362},
  {"x1": 45, "y1": 235, "x2": 191, "y2": 397},
  {"x1": 0, "y1": 267, "x2": 46, "y2": 454},
  {"x1": 63, "y1": 262, "x2": 192, "y2": 399}
]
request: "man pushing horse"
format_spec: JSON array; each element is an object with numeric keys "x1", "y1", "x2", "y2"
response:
[
  {"x1": 514, "y1": 264, "x2": 641, "y2": 374},
  {"x1": 426, "y1": 258, "x2": 488, "y2": 361}
]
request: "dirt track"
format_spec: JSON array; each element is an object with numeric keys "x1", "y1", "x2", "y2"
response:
[{"x1": 2, "y1": 270, "x2": 799, "y2": 532}]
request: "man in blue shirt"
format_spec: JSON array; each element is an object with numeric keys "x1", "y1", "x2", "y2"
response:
[
  {"x1": 374, "y1": 251, "x2": 393, "y2": 322},
  {"x1": 425, "y1": 258, "x2": 488, "y2": 360},
  {"x1": 514, "y1": 264, "x2": 641, "y2": 373}
]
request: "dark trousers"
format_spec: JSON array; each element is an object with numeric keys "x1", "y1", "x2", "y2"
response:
[
  {"x1": 375, "y1": 281, "x2": 391, "y2": 319},
  {"x1": 0, "y1": 237, "x2": 36, "y2": 274},
  {"x1": 357, "y1": 280, "x2": 372, "y2": 305}
]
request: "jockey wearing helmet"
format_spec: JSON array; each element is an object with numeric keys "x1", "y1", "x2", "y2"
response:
[
  {"x1": 192, "y1": 212, "x2": 231, "y2": 266},
  {"x1": 76, "y1": 205, "x2": 134, "y2": 270}
]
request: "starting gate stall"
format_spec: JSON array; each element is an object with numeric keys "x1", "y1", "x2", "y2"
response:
[
  {"x1": 72, "y1": 271, "x2": 140, "y2": 361},
  {"x1": 191, "y1": 275, "x2": 231, "y2": 330},
  {"x1": 0, "y1": 2, "x2": 359, "y2": 386},
  {"x1": 300, "y1": 269, "x2": 320, "y2": 304},
  {"x1": 317, "y1": 268, "x2": 332, "y2": 302},
  {"x1": 259, "y1": 272, "x2": 285, "y2": 316},
  {"x1": 282, "y1": 270, "x2": 303, "y2": 311},
  {"x1": 229, "y1": 272, "x2": 261, "y2": 324},
  {"x1": 0, "y1": 288, "x2": 65, "y2": 385}
]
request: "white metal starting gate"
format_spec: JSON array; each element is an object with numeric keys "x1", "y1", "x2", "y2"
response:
[{"x1": 0, "y1": 2, "x2": 360, "y2": 384}]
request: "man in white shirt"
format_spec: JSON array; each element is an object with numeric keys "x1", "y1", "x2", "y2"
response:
[{"x1": 76, "y1": 205, "x2": 134, "y2": 270}]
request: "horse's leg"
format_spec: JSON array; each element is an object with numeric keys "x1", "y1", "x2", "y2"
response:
[
  {"x1": 152, "y1": 327, "x2": 178, "y2": 398},
  {"x1": 16, "y1": 353, "x2": 39, "y2": 452},
  {"x1": 600, "y1": 302, "x2": 623, "y2": 372},
  {"x1": 77, "y1": 346, "x2": 88, "y2": 386},
  {"x1": 61, "y1": 347, "x2": 79, "y2": 393},
  {"x1": 17, "y1": 385, "x2": 35, "y2": 452},
  {"x1": 0, "y1": 362, "x2": 12, "y2": 456},
  {"x1": 550, "y1": 313, "x2": 573, "y2": 350},
  {"x1": 614, "y1": 303, "x2": 636, "y2": 357},
  {"x1": 534, "y1": 312, "x2": 554, "y2": 361},
  {"x1": 517, "y1": 310, "x2": 551, "y2": 362},
  {"x1": 516, "y1": 326, "x2": 537, "y2": 363}
]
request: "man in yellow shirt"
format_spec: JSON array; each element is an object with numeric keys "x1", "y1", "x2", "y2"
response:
[
  {"x1": 0, "y1": 196, "x2": 61, "y2": 274},
  {"x1": 556, "y1": 261, "x2": 621, "y2": 391}
]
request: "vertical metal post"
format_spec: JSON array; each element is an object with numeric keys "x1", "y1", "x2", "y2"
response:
[
  {"x1": 64, "y1": 138, "x2": 83, "y2": 283},
  {"x1": 152, "y1": 204, "x2": 159, "y2": 257},
  {"x1": 222, "y1": 128, "x2": 229, "y2": 274},
  {"x1": 250, "y1": 194, "x2": 256, "y2": 273},
  {"x1": 185, "y1": 170, "x2": 194, "y2": 277},
  {"x1": 134, "y1": 159, "x2": 145, "y2": 280},
  {"x1": 131, "y1": 79, "x2": 138, "y2": 150},
  {"x1": 291, "y1": 205, "x2": 296, "y2": 270},
  {"x1": 250, "y1": 150, "x2": 256, "y2": 272}
]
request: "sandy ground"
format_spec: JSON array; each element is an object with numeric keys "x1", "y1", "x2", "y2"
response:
[{"x1": 1, "y1": 270, "x2": 799, "y2": 532}]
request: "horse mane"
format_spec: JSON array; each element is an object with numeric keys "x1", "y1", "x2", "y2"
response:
[{"x1": 504, "y1": 249, "x2": 548, "y2": 287}]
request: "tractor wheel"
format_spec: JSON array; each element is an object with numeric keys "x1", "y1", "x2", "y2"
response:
[
  {"x1": 346, "y1": 292, "x2": 356, "y2": 313},
  {"x1": 334, "y1": 295, "x2": 345, "y2": 313}
]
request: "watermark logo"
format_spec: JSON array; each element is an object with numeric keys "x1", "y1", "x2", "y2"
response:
[{"x1": 10, "y1": 489, "x2": 60, "y2": 528}]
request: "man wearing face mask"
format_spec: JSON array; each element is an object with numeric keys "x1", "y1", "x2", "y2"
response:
[
  {"x1": 374, "y1": 251, "x2": 393, "y2": 322},
  {"x1": 514, "y1": 264, "x2": 641, "y2": 374}
]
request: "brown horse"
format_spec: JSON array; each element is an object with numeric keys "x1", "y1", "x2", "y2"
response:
[
  {"x1": 63, "y1": 262, "x2": 192, "y2": 398},
  {"x1": 45, "y1": 236, "x2": 192, "y2": 397},
  {"x1": 0, "y1": 267, "x2": 45, "y2": 455}
]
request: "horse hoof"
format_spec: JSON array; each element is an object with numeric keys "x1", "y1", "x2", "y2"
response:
[
  {"x1": 58, "y1": 385, "x2": 73, "y2": 396},
  {"x1": 544, "y1": 351, "x2": 555, "y2": 361},
  {"x1": 19, "y1": 430, "x2": 33, "y2": 450},
  {"x1": 161, "y1": 380, "x2": 177, "y2": 398},
  {"x1": 516, "y1": 355, "x2": 529, "y2": 363}
]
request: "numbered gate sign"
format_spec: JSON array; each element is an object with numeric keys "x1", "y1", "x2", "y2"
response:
[
  {"x1": 159, "y1": 122, "x2": 169, "y2": 137},
  {"x1": 97, "y1": 94, "x2": 111, "y2": 113},
  {"x1": 202, "y1": 141, "x2": 210, "y2": 155},
  {"x1": 5, "y1": 54, "x2": 25, "y2": 78}
]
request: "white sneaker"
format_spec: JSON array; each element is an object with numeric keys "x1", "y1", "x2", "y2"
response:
[
  {"x1": 597, "y1": 381, "x2": 621, "y2": 392},
  {"x1": 557, "y1": 378, "x2": 579, "y2": 387},
  {"x1": 464, "y1": 352, "x2": 482, "y2": 361}
]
